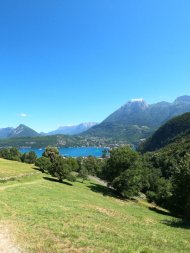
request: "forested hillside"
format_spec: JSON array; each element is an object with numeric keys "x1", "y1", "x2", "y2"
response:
[{"x1": 139, "y1": 112, "x2": 190, "y2": 152}]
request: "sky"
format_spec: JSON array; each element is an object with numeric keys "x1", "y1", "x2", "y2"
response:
[{"x1": 0, "y1": 0, "x2": 190, "y2": 132}]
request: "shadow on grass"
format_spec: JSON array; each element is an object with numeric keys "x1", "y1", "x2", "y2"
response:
[
  {"x1": 149, "y1": 206, "x2": 190, "y2": 229},
  {"x1": 87, "y1": 182, "x2": 125, "y2": 200},
  {"x1": 43, "y1": 176, "x2": 73, "y2": 186},
  {"x1": 162, "y1": 219, "x2": 190, "y2": 229},
  {"x1": 32, "y1": 167, "x2": 49, "y2": 173},
  {"x1": 149, "y1": 207, "x2": 172, "y2": 217}
]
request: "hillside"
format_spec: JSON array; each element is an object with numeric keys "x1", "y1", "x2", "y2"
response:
[
  {"x1": 139, "y1": 112, "x2": 190, "y2": 152},
  {"x1": 0, "y1": 127, "x2": 14, "y2": 139},
  {"x1": 83, "y1": 96, "x2": 190, "y2": 144},
  {"x1": 0, "y1": 135, "x2": 80, "y2": 148},
  {"x1": 0, "y1": 158, "x2": 190, "y2": 252},
  {"x1": 0, "y1": 134, "x2": 113, "y2": 148},
  {"x1": 0, "y1": 158, "x2": 35, "y2": 178}
]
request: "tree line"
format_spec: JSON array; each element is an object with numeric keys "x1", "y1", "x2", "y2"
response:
[
  {"x1": 0, "y1": 147, "x2": 37, "y2": 164},
  {"x1": 0, "y1": 146, "x2": 106, "y2": 183},
  {"x1": 99, "y1": 144, "x2": 190, "y2": 220},
  {"x1": 0, "y1": 143, "x2": 189, "y2": 220}
]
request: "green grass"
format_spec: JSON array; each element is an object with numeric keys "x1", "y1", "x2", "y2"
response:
[
  {"x1": 0, "y1": 159, "x2": 190, "y2": 252},
  {"x1": 0, "y1": 158, "x2": 36, "y2": 178}
]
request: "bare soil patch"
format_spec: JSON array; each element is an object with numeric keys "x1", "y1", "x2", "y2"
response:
[{"x1": 0, "y1": 223, "x2": 21, "y2": 253}]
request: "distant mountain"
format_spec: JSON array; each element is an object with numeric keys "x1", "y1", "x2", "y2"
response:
[
  {"x1": 47, "y1": 122, "x2": 97, "y2": 136},
  {"x1": 83, "y1": 96, "x2": 190, "y2": 144},
  {"x1": 9, "y1": 124, "x2": 40, "y2": 138},
  {"x1": 139, "y1": 112, "x2": 190, "y2": 152},
  {"x1": 1, "y1": 95, "x2": 190, "y2": 144},
  {"x1": 0, "y1": 122, "x2": 97, "y2": 140},
  {"x1": 0, "y1": 127, "x2": 14, "y2": 139},
  {"x1": 0, "y1": 124, "x2": 40, "y2": 139}
]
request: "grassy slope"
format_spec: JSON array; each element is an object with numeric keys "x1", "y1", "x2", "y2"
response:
[
  {"x1": 0, "y1": 159, "x2": 190, "y2": 253},
  {"x1": 0, "y1": 158, "x2": 35, "y2": 178}
]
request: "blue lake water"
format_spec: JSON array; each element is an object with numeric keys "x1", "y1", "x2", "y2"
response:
[{"x1": 20, "y1": 147, "x2": 109, "y2": 158}]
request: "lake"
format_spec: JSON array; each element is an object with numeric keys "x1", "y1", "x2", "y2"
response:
[{"x1": 19, "y1": 147, "x2": 109, "y2": 158}]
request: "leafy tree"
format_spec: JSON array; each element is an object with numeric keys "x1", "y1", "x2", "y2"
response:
[
  {"x1": 78, "y1": 165, "x2": 88, "y2": 182},
  {"x1": 142, "y1": 134, "x2": 190, "y2": 219},
  {"x1": 96, "y1": 158, "x2": 107, "y2": 178},
  {"x1": 146, "y1": 177, "x2": 172, "y2": 208},
  {"x1": 102, "y1": 146, "x2": 144, "y2": 198},
  {"x1": 9, "y1": 147, "x2": 21, "y2": 161},
  {"x1": 83, "y1": 156, "x2": 99, "y2": 175},
  {"x1": 22, "y1": 151, "x2": 37, "y2": 164},
  {"x1": 0, "y1": 147, "x2": 21, "y2": 161},
  {"x1": 66, "y1": 157, "x2": 79, "y2": 172},
  {"x1": 35, "y1": 157, "x2": 52, "y2": 173},
  {"x1": 102, "y1": 146, "x2": 140, "y2": 182},
  {"x1": 42, "y1": 146, "x2": 59, "y2": 162},
  {"x1": 111, "y1": 165, "x2": 143, "y2": 198},
  {"x1": 76, "y1": 156, "x2": 83, "y2": 172},
  {"x1": 49, "y1": 156, "x2": 72, "y2": 182},
  {"x1": 0, "y1": 148, "x2": 11, "y2": 160},
  {"x1": 169, "y1": 154, "x2": 190, "y2": 218}
]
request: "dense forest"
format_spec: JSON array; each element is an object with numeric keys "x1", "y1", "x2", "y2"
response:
[{"x1": 139, "y1": 112, "x2": 190, "y2": 152}]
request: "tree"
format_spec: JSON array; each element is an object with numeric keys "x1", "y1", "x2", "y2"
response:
[
  {"x1": 143, "y1": 141, "x2": 190, "y2": 219},
  {"x1": 169, "y1": 154, "x2": 190, "y2": 218},
  {"x1": 77, "y1": 157, "x2": 83, "y2": 172},
  {"x1": 102, "y1": 146, "x2": 144, "y2": 198},
  {"x1": 9, "y1": 147, "x2": 21, "y2": 161},
  {"x1": 0, "y1": 147, "x2": 21, "y2": 161},
  {"x1": 22, "y1": 151, "x2": 37, "y2": 164},
  {"x1": 66, "y1": 157, "x2": 79, "y2": 172},
  {"x1": 42, "y1": 146, "x2": 59, "y2": 162},
  {"x1": 146, "y1": 177, "x2": 172, "y2": 208},
  {"x1": 49, "y1": 156, "x2": 72, "y2": 182},
  {"x1": 102, "y1": 146, "x2": 140, "y2": 181},
  {"x1": 35, "y1": 157, "x2": 52, "y2": 173},
  {"x1": 78, "y1": 165, "x2": 88, "y2": 182},
  {"x1": 83, "y1": 156, "x2": 98, "y2": 175},
  {"x1": 0, "y1": 148, "x2": 11, "y2": 160}
]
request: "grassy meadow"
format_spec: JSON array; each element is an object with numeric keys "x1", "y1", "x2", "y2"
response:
[
  {"x1": 0, "y1": 158, "x2": 36, "y2": 178},
  {"x1": 0, "y1": 158, "x2": 190, "y2": 253}
]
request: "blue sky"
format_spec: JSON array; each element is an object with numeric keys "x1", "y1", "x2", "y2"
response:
[{"x1": 0, "y1": 0, "x2": 190, "y2": 132}]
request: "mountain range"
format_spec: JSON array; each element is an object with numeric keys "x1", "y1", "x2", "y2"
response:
[
  {"x1": 0, "y1": 95, "x2": 190, "y2": 145},
  {"x1": 0, "y1": 122, "x2": 97, "y2": 139},
  {"x1": 46, "y1": 122, "x2": 97, "y2": 136},
  {"x1": 83, "y1": 95, "x2": 190, "y2": 144}
]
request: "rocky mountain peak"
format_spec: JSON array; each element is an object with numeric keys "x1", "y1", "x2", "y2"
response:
[{"x1": 125, "y1": 98, "x2": 148, "y2": 110}]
